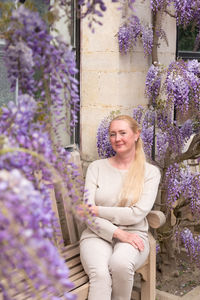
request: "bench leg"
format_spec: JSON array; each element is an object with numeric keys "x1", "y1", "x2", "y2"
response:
[
  {"x1": 141, "y1": 271, "x2": 156, "y2": 300},
  {"x1": 141, "y1": 240, "x2": 156, "y2": 299}
]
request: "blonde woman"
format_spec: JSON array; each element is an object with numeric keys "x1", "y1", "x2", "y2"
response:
[{"x1": 80, "y1": 115, "x2": 161, "y2": 300}]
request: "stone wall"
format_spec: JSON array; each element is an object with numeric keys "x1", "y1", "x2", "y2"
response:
[{"x1": 80, "y1": 1, "x2": 176, "y2": 163}]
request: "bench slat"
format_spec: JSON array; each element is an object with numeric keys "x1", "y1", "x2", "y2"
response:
[
  {"x1": 69, "y1": 264, "x2": 84, "y2": 277},
  {"x1": 70, "y1": 274, "x2": 89, "y2": 290},
  {"x1": 71, "y1": 282, "x2": 89, "y2": 300},
  {"x1": 67, "y1": 256, "x2": 81, "y2": 268}
]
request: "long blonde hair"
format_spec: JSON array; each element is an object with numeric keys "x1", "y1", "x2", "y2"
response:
[{"x1": 109, "y1": 115, "x2": 146, "y2": 206}]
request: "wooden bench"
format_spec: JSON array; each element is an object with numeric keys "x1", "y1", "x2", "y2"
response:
[
  {"x1": 58, "y1": 209, "x2": 166, "y2": 300},
  {"x1": 53, "y1": 150, "x2": 166, "y2": 300}
]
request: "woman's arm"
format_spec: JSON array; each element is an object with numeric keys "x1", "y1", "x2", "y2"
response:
[
  {"x1": 92, "y1": 165, "x2": 161, "y2": 226},
  {"x1": 81, "y1": 161, "x2": 118, "y2": 242}
]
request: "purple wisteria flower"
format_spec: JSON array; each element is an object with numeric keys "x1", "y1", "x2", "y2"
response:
[
  {"x1": 156, "y1": 129, "x2": 168, "y2": 160},
  {"x1": 132, "y1": 105, "x2": 145, "y2": 124},
  {"x1": 150, "y1": 0, "x2": 168, "y2": 12},
  {"x1": 174, "y1": 0, "x2": 196, "y2": 26},
  {"x1": 165, "y1": 60, "x2": 200, "y2": 112},
  {"x1": 164, "y1": 164, "x2": 200, "y2": 213},
  {"x1": 180, "y1": 228, "x2": 200, "y2": 267},
  {"x1": 78, "y1": 0, "x2": 119, "y2": 29},
  {"x1": 187, "y1": 59, "x2": 200, "y2": 75},
  {"x1": 118, "y1": 16, "x2": 141, "y2": 54},
  {"x1": 145, "y1": 64, "x2": 162, "y2": 103},
  {"x1": 141, "y1": 24, "x2": 153, "y2": 56},
  {"x1": 141, "y1": 126, "x2": 154, "y2": 158},
  {"x1": 118, "y1": 14, "x2": 153, "y2": 56},
  {"x1": 96, "y1": 111, "x2": 120, "y2": 158},
  {"x1": 0, "y1": 169, "x2": 75, "y2": 299},
  {"x1": 0, "y1": 92, "x2": 93, "y2": 221},
  {"x1": 5, "y1": 5, "x2": 79, "y2": 131},
  {"x1": 133, "y1": 106, "x2": 157, "y2": 160}
]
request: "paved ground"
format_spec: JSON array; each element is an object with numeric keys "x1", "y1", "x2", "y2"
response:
[{"x1": 156, "y1": 286, "x2": 200, "y2": 300}]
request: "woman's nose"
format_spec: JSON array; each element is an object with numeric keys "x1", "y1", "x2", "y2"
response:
[{"x1": 115, "y1": 133, "x2": 121, "y2": 141}]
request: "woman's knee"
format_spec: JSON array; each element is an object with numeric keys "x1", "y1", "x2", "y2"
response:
[
  {"x1": 109, "y1": 255, "x2": 135, "y2": 276},
  {"x1": 88, "y1": 266, "x2": 111, "y2": 284}
]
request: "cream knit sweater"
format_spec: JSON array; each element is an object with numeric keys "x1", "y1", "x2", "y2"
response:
[{"x1": 80, "y1": 159, "x2": 161, "y2": 243}]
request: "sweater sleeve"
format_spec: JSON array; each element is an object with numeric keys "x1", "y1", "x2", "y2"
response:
[
  {"x1": 98, "y1": 164, "x2": 161, "y2": 226},
  {"x1": 84, "y1": 161, "x2": 118, "y2": 242}
]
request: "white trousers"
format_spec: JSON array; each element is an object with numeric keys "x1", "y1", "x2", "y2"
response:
[{"x1": 80, "y1": 236, "x2": 149, "y2": 300}]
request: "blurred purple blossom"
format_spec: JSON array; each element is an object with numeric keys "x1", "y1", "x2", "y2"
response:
[
  {"x1": 5, "y1": 5, "x2": 79, "y2": 131},
  {"x1": 0, "y1": 169, "x2": 75, "y2": 299}
]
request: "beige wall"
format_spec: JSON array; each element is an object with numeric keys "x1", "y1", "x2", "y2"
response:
[{"x1": 80, "y1": 1, "x2": 176, "y2": 162}]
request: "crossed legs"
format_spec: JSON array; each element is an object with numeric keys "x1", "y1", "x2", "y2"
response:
[{"x1": 80, "y1": 236, "x2": 149, "y2": 300}]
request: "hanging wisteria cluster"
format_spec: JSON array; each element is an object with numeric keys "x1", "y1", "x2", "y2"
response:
[
  {"x1": 174, "y1": 0, "x2": 200, "y2": 26},
  {"x1": 78, "y1": 0, "x2": 118, "y2": 29},
  {"x1": 0, "y1": 169, "x2": 75, "y2": 300},
  {"x1": 145, "y1": 64, "x2": 162, "y2": 104},
  {"x1": 96, "y1": 111, "x2": 120, "y2": 158},
  {"x1": 118, "y1": 14, "x2": 153, "y2": 56},
  {"x1": 180, "y1": 228, "x2": 200, "y2": 268},
  {"x1": 165, "y1": 60, "x2": 200, "y2": 112},
  {"x1": 164, "y1": 164, "x2": 200, "y2": 214},
  {"x1": 150, "y1": 0, "x2": 169, "y2": 12},
  {"x1": 5, "y1": 4, "x2": 79, "y2": 132}
]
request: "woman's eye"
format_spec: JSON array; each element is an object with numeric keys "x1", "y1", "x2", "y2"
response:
[
  {"x1": 121, "y1": 132, "x2": 126, "y2": 135},
  {"x1": 110, "y1": 133, "x2": 116, "y2": 137}
]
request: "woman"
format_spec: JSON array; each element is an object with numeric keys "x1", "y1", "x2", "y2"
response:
[{"x1": 80, "y1": 115, "x2": 161, "y2": 300}]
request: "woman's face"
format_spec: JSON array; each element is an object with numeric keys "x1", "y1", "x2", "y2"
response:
[{"x1": 109, "y1": 120, "x2": 140, "y2": 155}]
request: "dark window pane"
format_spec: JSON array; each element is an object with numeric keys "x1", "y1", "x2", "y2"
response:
[
  {"x1": 178, "y1": 25, "x2": 199, "y2": 52},
  {"x1": 31, "y1": 0, "x2": 48, "y2": 16},
  {"x1": 177, "y1": 25, "x2": 200, "y2": 60},
  {"x1": 0, "y1": 43, "x2": 15, "y2": 106}
]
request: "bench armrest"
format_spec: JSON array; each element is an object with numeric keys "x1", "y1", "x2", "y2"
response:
[{"x1": 146, "y1": 211, "x2": 166, "y2": 229}]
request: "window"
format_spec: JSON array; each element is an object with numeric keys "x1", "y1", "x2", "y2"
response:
[{"x1": 176, "y1": 25, "x2": 200, "y2": 60}]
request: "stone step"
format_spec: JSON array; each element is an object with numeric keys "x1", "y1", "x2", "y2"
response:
[{"x1": 182, "y1": 286, "x2": 200, "y2": 300}]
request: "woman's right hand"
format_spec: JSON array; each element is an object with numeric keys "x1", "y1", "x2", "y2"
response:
[{"x1": 113, "y1": 228, "x2": 144, "y2": 251}]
